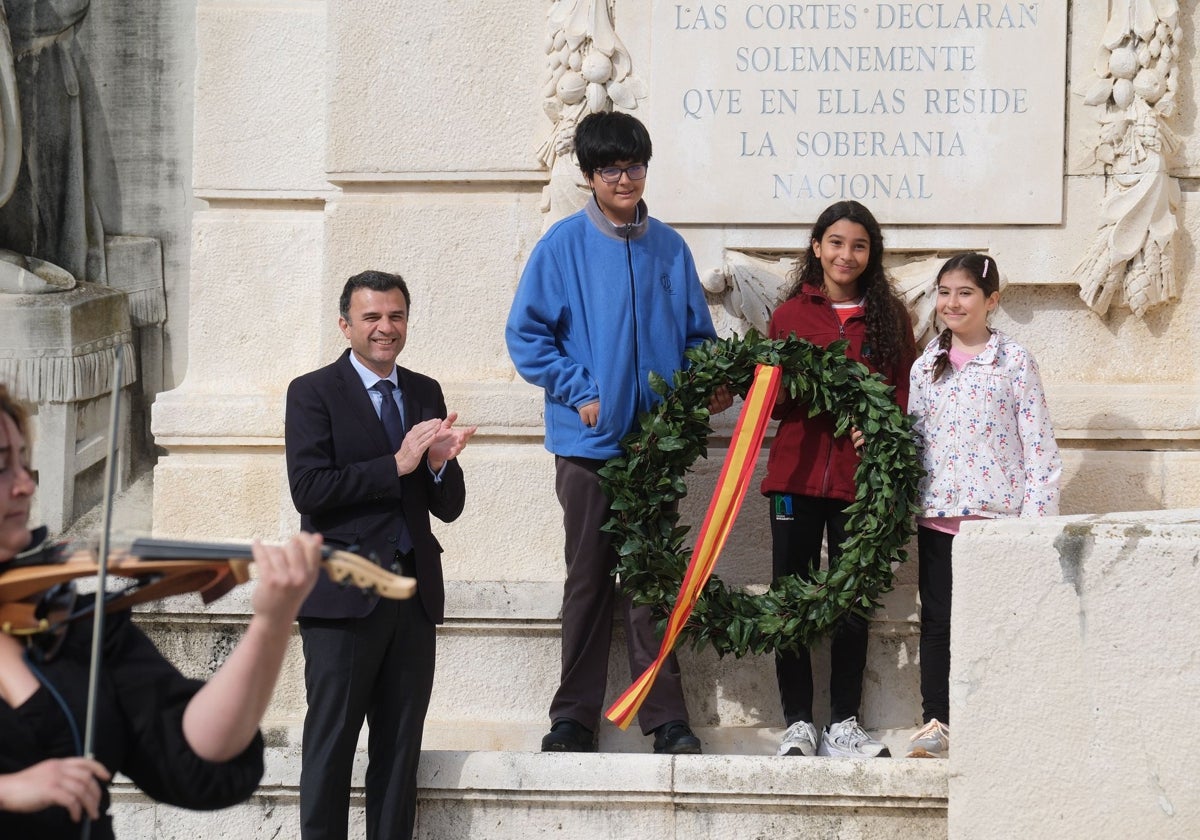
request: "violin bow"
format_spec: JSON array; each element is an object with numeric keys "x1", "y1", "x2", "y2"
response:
[{"x1": 80, "y1": 352, "x2": 124, "y2": 840}]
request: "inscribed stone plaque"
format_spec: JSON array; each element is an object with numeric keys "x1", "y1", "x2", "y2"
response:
[{"x1": 646, "y1": 2, "x2": 1067, "y2": 224}]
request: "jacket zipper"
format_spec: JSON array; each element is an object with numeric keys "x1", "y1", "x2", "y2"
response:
[
  {"x1": 821, "y1": 298, "x2": 843, "y2": 495},
  {"x1": 625, "y1": 233, "x2": 640, "y2": 408}
]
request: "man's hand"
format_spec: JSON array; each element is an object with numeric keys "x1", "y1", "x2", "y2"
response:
[
  {"x1": 394, "y1": 417, "x2": 447, "y2": 476},
  {"x1": 708, "y1": 385, "x2": 734, "y2": 415},
  {"x1": 578, "y1": 401, "x2": 600, "y2": 428},
  {"x1": 426, "y1": 413, "x2": 477, "y2": 472}
]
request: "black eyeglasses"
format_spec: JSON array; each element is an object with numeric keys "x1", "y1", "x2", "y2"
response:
[{"x1": 595, "y1": 164, "x2": 648, "y2": 184}]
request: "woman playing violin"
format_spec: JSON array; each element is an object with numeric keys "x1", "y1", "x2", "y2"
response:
[{"x1": 0, "y1": 384, "x2": 323, "y2": 838}]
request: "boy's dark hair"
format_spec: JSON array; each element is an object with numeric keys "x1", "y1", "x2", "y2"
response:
[
  {"x1": 931, "y1": 252, "x2": 1000, "y2": 381},
  {"x1": 339, "y1": 270, "x2": 411, "y2": 319},
  {"x1": 574, "y1": 112, "x2": 652, "y2": 177},
  {"x1": 784, "y1": 200, "x2": 909, "y2": 371}
]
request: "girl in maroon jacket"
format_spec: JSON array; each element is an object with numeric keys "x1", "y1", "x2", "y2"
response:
[{"x1": 763, "y1": 201, "x2": 916, "y2": 759}]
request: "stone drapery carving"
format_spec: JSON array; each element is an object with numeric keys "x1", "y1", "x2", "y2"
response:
[
  {"x1": 0, "y1": 3, "x2": 19, "y2": 205},
  {"x1": 0, "y1": 0, "x2": 119, "y2": 287},
  {"x1": 0, "y1": 4, "x2": 49, "y2": 296},
  {"x1": 537, "y1": 0, "x2": 648, "y2": 225},
  {"x1": 1072, "y1": 0, "x2": 1182, "y2": 318},
  {"x1": 701, "y1": 252, "x2": 794, "y2": 339},
  {"x1": 890, "y1": 255, "x2": 956, "y2": 345}
]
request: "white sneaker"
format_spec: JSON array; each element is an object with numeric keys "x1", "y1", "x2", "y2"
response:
[
  {"x1": 777, "y1": 721, "x2": 819, "y2": 757},
  {"x1": 906, "y1": 719, "x2": 949, "y2": 758},
  {"x1": 817, "y1": 716, "x2": 891, "y2": 758}
]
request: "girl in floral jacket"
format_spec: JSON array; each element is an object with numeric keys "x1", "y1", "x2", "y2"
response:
[{"x1": 906, "y1": 253, "x2": 1061, "y2": 759}]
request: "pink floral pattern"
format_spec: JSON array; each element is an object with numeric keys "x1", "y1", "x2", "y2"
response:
[{"x1": 909, "y1": 331, "x2": 1061, "y2": 519}]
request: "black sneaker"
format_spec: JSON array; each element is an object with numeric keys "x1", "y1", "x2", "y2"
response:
[
  {"x1": 652, "y1": 721, "x2": 702, "y2": 755},
  {"x1": 541, "y1": 718, "x2": 597, "y2": 752}
]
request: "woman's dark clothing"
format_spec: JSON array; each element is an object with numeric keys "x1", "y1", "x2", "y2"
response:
[{"x1": 0, "y1": 535, "x2": 264, "y2": 839}]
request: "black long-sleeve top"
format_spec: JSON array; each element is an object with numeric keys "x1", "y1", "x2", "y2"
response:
[{"x1": 0, "y1": 589, "x2": 264, "y2": 839}]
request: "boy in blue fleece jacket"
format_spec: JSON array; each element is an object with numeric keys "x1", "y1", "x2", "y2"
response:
[{"x1": 506, "y1": 112, "x2": 730, "y2": 754}]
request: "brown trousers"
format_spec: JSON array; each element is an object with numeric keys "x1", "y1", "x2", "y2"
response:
[{"x1": 550, "y1": 455, "x2": 691, "y2": 736}]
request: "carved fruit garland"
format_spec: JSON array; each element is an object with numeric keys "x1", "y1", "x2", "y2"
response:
[
  {"x1": 537, "y1": 0, "x2": 649, "y2": 170},
  {"x1": 1073, "y1": 0, "x2": 1182, "y2": 317}
]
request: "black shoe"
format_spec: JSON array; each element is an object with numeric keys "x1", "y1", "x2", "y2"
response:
[
  {"x1": 653, "y1": 721, "x2": 702, "y2": 755},
  {"x1": 541, "y1": 718, "x2": 597, "y2": 752}
]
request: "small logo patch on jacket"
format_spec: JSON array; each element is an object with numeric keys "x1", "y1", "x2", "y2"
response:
[{"x1": 772, "y1": 493, "x2": 795, "y2": 522}]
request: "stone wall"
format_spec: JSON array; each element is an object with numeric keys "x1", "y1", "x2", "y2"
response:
[
  {"x1": 154, "y1": 0, "x2": 1200, "y2": 552},
  {"x1": 950, "y1": 511, "x2": 1200, "y2": 839}
]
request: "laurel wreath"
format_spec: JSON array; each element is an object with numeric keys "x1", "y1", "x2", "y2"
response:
[{"x1": 600, "y1": 331, "x2": 921, "y2": 658}]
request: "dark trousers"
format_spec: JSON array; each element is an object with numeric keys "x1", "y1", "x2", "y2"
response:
[
  {"x1": 550, "y1": 455, "x2": 689, "y2": 736},
  {"x1": 769, "y1": 493, "x2": 870, "y2": 726},
  {"x1": 298, "y1": 598, "x2": 436, "y2": 840},
  {"x1": 916, "y1": 525, "x2": 953, "y2": 724}
]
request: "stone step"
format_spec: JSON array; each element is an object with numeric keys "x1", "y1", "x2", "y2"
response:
[
  {"x1": 112, "y1": 748, "x2": 948, "y2": 839},
  {"x1": 137, "y1": 579, "x2": 925, "y2": 737},
  {"x1": 118, "y1": 578, "x2": 939, "y2": 838}
]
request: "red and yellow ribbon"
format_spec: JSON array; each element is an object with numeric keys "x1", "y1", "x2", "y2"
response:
[{"x1": 605, "y1": 363, "x2": 782, "y2": 729}]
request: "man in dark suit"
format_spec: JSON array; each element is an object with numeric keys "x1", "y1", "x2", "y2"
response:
[{"x1": 285, "y1": 270, "x2": 475, "y2": 840}]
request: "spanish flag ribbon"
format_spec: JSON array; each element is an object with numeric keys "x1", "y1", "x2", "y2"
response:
[{"x1": 605, "y1": 363, "x2": 782, "y2": 729}]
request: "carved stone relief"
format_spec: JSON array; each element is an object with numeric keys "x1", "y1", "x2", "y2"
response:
[
  {"x1": 0, "y1": 2, "x2": 163, "y2": 530},
  {"x1": 537, "y1": 0, "x2": 648, "y2": 226},
  {"x1": 0, "y1": 2, "x2": 168, "y2": 395},
  {"x1": 531, "y1": 4, "x2": 1019, "y2": 345},
  {"x1": 1073, "y1": 0, "x2": 1182, "y2": 317}
]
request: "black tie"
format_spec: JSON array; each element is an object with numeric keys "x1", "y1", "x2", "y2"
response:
[
  {"x1": 373, "y1": 379, "x2": 405, "y2": 451},
  {"x1": 373, "y1": 379, "x2": 413, "y2": 557}
]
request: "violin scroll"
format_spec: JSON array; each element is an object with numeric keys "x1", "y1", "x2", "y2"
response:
[{"x1": 323, "y1": 549, "x2": 416, "y2": 600}]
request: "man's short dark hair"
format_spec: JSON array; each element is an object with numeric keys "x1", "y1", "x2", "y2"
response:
[
  {"x1": 574, "y1": 112, "x2": 652, "y2": 177},
  {"x1": 339, "y1": 270, "x2": 411, "y2": 319}
]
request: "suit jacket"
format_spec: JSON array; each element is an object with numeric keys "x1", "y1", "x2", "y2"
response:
[{"x1": 284, "y1": 349, "x2": 466, "y2": 623}]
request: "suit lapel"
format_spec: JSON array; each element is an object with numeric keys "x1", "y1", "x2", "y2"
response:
[
  {"x1": 397, "y1": 366, "x2": 419, "y2": 431},
  {"x1": 335, "y1": 351, "x2": 393, "y2": 454}
]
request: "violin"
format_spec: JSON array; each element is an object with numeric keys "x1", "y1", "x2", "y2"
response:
[{"x1": 0, "y1": 537, "x2": 415, "y2": 640}]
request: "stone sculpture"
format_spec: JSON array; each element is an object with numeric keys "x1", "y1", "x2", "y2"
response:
[
  {"x1": 0, "y1": 4, "x2": 18, "y2": 205},
  {"x1": 0, "y1": 1, "x2": 141, "y2": 531},
  {"x1": 537, "y1": 0, "x2": 649, "y2": 224},
  {"x1": 0, "y1": 0, "x2": 119, "y2": 286},
  {"x1": 701, "y1": 252, "x2": 795, "y2": 339},
  {"x1": 0, "y1": 3, "x2": 53, "y2": 295},
  {"x1": 1073, "y1": 0, "x2": 1182, "y2": 317}
]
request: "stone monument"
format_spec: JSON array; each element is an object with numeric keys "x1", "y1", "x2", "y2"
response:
[{"x1": 134, "y1": 2, "x2": 1200, "y2": 837}]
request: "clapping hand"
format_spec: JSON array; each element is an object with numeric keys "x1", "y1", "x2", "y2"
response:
[
  {"x1": 393, "y1": 417, "x2": 453, "y2": 476},
  {"x1": 425, "y1": 413, "x2": 477, "y2": 472}
]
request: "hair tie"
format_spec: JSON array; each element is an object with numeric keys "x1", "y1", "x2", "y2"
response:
[{"x1": 982, "y1": 258, "x2": 990, "y2": 278}]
